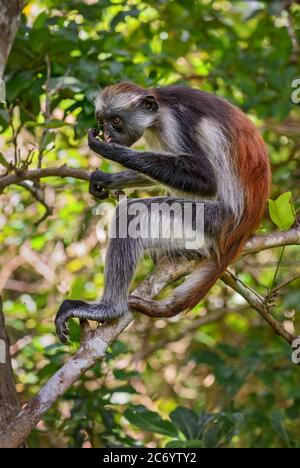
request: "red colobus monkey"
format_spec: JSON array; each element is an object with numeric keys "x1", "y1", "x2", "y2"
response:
[{"x1": 55, "y1": 82, "x2": 271, "y2": 342}]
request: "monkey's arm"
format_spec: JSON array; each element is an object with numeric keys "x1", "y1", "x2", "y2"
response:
[
  {"x1": 88, "y1": 130, "x2": 217, "y2": 197},
  {"x1": 90, "y1": 169, "x2": 157, "y2": 198}
]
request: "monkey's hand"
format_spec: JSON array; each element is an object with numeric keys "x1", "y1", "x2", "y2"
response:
[
  {"x1": 89, "y1": 170, "x2": 111, "y2": 199},
  {"x1": 88, "y1": 128, "x2": 124, "y2": 162},
  {"x1": 55, "y1": 299, "x2": 125, "y2": 343}
]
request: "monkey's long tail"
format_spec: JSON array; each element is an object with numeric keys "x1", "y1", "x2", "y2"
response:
[{"x1": 128, "y1": 256, "x2": 225, "y2": 318}]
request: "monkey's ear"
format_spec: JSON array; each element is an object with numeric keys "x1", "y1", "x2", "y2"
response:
[{"x1": 140, "y1": 95, "x2": 158, "y2": 111}]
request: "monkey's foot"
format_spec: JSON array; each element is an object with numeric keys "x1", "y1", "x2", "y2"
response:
[
  {"x1": 89, "y1": 170, "x2": 110, "y2": 200},
  {"x1": 55, "y1": 299, "x2": 126, "y2": 343}
]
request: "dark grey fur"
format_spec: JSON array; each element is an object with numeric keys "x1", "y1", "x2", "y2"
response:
[{"x1": 55, "y1": 85, "x2": 235, "y2": 342}]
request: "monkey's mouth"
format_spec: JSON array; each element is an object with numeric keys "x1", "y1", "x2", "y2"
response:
[
  {"x1": 104, "y1": 132, "x2": 112, "y2": 143},
  {"x1": 96, "y1": 128, "x2": 112, "y2": 143},
  {"x1": 95, "y1": 128, "x2": 129, "y2": 147}
]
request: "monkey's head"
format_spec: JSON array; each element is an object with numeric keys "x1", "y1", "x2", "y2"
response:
[{"x1": 94, "y1": 82, "x2": 159, "y2": 147}]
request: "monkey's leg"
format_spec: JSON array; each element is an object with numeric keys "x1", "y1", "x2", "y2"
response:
[
  {"x1": 55, "y1": 198, "x2": 225, "y2": 342},
  {"x1": 55, "y1": 197, "x2": 146, "y2": 342},
  {"x1": 55, "y1": 236, "x2": 144, "y2": 342},
  {"x1": 55, "y1": 237, "x2": 142, "y2": 342}
]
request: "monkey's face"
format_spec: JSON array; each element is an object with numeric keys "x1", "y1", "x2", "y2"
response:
[{"x1": 95, "y1": 95, "x2": 159, "y2": 147}]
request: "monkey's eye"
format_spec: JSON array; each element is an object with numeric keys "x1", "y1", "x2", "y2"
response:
[
  {"x1": 112, "y1": 116, "x2": 121, "y2": 126},
  {"x1": 97, "y1": 118, "x2": 104, "y2": 127},
  {"x1": 145, "y1": 102, "x2": 152, "y2": 110}
]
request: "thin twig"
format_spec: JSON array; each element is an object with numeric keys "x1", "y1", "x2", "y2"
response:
[
  {"x1": 8, "y1": 106, "x2": 22, "y2": 167},
  {"x1": 271, "y1": 274, "x2": 300, "y2": 295},
  {"x1": 222, "y1": 270, "x2": 295, "y2": 344},
  {"x1": 17, "y1": 182, "x2": 53, "y2": 225},
  {"x1": 267, "y1": 246, "x2": 286, "y2": 300}
]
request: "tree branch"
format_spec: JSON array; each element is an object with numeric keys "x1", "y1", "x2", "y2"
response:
[
  {"x1": 0, "y1": 223, "x2": 299, "y2": 447},
  {"x1": 1, "y1": 163, "x2": 299, "y2": 255},
  {"x1": 0, "y1": 256, "x2": 188, "y2": 448},
  {"x1": 2, "y1": 162, "x2": 299, "y2": 250},
  {"x1": 0, "y1": 313, "x2": 133, "y2": 448},
  {"x1": 243, "y1": 226, "x2": 300, "y2": 255},
  {"x1": 0, "y1": 1, "x2": 23, "y2": 102},
  {"x1": 0, "y1": 166, "x2": 91, "y2": 192}
]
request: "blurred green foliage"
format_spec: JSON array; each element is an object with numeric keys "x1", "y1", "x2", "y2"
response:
[{"x1": 0, "y1": 0, "x2": 300, "y2": 448}]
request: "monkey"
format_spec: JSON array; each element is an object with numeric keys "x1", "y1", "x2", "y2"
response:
[{"x1": 55, "y1": 82, "x2": 271, "y2": 343}]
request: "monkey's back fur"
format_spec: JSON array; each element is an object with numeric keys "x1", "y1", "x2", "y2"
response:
[
  {"x1": 120, "y1": 84, "x2": 271, "y2": 316},
  {"x1": 55, "y1": 82, "x2": 271, "y2": 341}
]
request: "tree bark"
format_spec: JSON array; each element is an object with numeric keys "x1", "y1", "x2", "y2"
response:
[
  {"x1": 0, "y1": 0, "x2": 23, "y2": 102},
  {"x1": 0, "y1": 0, "x2": 23, "y2": 432},
  {"x1": 0, "y1": 1, "x2": 23, "y2": 78},
  {"x1": 0, "y1": 297, "x2": 21, "y2": 433}
]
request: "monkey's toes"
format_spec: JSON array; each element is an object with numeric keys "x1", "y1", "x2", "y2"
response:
[
  {"x1": 55, "y1": 299, "x2": 88, "y2": 343},
  {"x1": 55, "y1": 300, "x2": 128, "y2": 342},
  {"x1": 55, "y1": 319, "x2": 69, "y2": 344}
]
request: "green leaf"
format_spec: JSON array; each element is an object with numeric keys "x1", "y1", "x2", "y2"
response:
[
  {"x1": 26, "y1": 119, "x2": 70, "y2": 129},
  {"x1": 203, "y1": 422, "x2": 223, "y2": 448},
  {"x1": 0, "y1": 109, "x2": 10, "y2": 131},
  {"x1": 33, "y1": 11, "x2": 48, "y2": 29},
  {"x1": 99, "y1": 407, "x2": 116, "y2": 431},
  {"x1": 125, "y1": 405, "x2": 178, "y2": 438},
  {"x1": 40, "y1": 131, "x2": 56, "y2": 151},
  {"x1": 110, "y1": 385, "x2": 138, "y2": 394},
  {"x1": 170, "y1": 407, "x2": 201, "y2": 439},
  {"x1": 113, "y1": 369, "x2": 139, "y2": 380},
  {"x1": 268, "y1": 192, "x2": 296, "y2": 230},
  {"x1": 68, "y1": 319, "x2": 81, "y2": 343},
  {"x1": 48, "y1": 76, "x2": 83, "y2": 93},
  {"x1": 108, "y1": 341, "x2": 129, "y2": 358},
  {"x1": 0, "y1": 152, "x2": 10, "y2": 169}
]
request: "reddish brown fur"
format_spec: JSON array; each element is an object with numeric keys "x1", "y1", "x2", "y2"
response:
[
  {"x1": 179, "y1": 107, "x2": 271, "y2": 312},
  {"x1": 178, "y1": 107, "x2": 270, "y2": 312},
  {"x1": 101, "y1": 82, "x2": 146, "y2": 100},
  {"x1": 223, "y1": 106, "x2": 271, "y2": 257}
]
